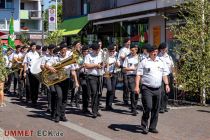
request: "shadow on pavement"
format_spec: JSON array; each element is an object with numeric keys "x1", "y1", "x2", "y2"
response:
[
  {"x1": 197, "y1": 110, "x2": 210, "y2": 113},
  {"x1": 108, "y1": 124, "x2": 142, "y2": 133}
]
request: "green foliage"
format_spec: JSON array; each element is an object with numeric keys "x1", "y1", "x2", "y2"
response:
[
  {"x1": 0, "y1": 41, "x2": 8, "y2": 82},
  {"x1": 19, "y1": 32, "x2": 30, "y2": 45},
  {"x1": 170, "y1": 0, "x2": 210, "y2": 102},
  {"x1": 44, "y1": 30, "x2": 63, "y2": 46}
]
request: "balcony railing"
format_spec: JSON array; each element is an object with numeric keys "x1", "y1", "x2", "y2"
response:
[
  {"x1": 29, "y1": 10, "x2": 42, "y2": 19},
  {"x1": 20, "y1": 10, "x2": 41, "y2": 19}
]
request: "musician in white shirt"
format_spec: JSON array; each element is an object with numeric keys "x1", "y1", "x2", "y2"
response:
[
  {"x1": 23, "y1": 42, "x2": 40, "y2": 105},
  {"x1": 158, "y1": 42, "x2": 175, "y2": 113},
  {"x1": 84, "y1": 43, "x2": 103, "y2": 118}
]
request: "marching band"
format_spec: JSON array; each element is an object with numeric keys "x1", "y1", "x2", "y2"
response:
[{"x1": 1, "y1": 38, "x2": 175, "y2": 134}]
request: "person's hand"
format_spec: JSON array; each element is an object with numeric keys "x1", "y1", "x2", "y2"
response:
[
  {"x1": 134, "y1": 86, "x2": 140, "y2": 95},
  {"x1": 23, "y1": 72, "x2": 27, "y2": 79},
  {"x1": 96, "y1": 64, "x2": 102, "y2": 69},
  {"x1": 75, "y1": 82, "x2": 79, "y2": 88},
  {"x1": 49, "y1": 66, "x2": 57, "y2": 73},
  {"x1": 165, "y1": 85, "x2": 170, "y2": 93}
]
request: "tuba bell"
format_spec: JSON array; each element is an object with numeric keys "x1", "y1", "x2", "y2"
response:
[{"x1": 41, "y1": 50, "x2": 81, "y2": 86}]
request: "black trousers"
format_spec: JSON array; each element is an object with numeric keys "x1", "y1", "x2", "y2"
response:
[
  {"x1": 51, "y1": 79, "x2": 69, "y2": 118},
  {"x1": 127, "y1": 75, "x2": 139, "y2": 111},
  {"x1": 141, "y1": 85, "x2": 161, "y2": 130},
  {"x1": 28, "y1": 70, "x2": 39, "y2": 103},
  {"x1": 88, "y1": 75, "x2": 100, "y2": 115},
  {"x1": 105, "y1": 73, "x2": 117, "y2": 107},
  {"x1": 123, "y1": 72, "x2": 129, "y2": 102},
  {"x1": 160, "y1": 73, "x2": 174, "y2": 110},
  {"x1": 14, "y1": 70, "x2": 24, "y2": 96},
  {"x1": 79, "y1": 73, "x2": 90, "y2": 110}
]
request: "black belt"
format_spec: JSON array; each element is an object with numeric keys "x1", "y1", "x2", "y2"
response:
[
  {"x1": 89, "y1": 74, "x2": 101, "y2": 77},
  {"x1": 142, "y1": 84, "x2": 160, "y2": 90},
  {"x1": 127, "y1": 74, "x2": 136, "y2": 77}
]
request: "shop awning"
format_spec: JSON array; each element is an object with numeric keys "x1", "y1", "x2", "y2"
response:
[
  {"x1": 60, "y1": 16, "x2": 88, "y2": 36},
  {"x1": 0, "y1": 31, "x2": 6, "y2": 36},
  {"x1": 0, "y1": 40, "x2": 22, "y2": 46}
]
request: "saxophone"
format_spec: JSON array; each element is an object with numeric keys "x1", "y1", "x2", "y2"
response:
[{"x1": 42, "y1": 50, "x2": 81, "y2": 86}]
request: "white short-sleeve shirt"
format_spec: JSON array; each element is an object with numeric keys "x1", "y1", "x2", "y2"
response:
[
  {"x1": 84, "y1": 52, "x2": 103, "y2": 76},
  {"x1": 23, "y1": 51, "x2": 40, "y2": 70},
  {"x1": 136, "y1": 57, "x2": 168, "y2": 88},
  {"x1": 158, "y1": 53, "x2": 174, "y2": 74},
  {"x1": 118, "y1": 47, "x2": 130, "y2": 66},
  {"x1": 123, "y1": 54, "x2": 139, "y2": 75}
]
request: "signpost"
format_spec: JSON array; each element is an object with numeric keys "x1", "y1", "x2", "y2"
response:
[{"x1": 48, "y1": 8, "x2": 56, "y2": 31}]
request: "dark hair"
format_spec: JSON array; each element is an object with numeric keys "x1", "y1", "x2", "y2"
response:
[
  {"x1": 108, "y1": 44, "x2": 115, "y2": 50},
  {"x1": 36, "y1": 45, "x2": 42, "y2": 50},
  {"x1": 72, "y1": 41, "x2": 80, "y2": 46},
  {"x1": 123, "y1": 38, "x2": 130, "y2": 44},
  {"x1": 159, "y1": 42, "x2": 167, "y2": 50},
  {"x1": 91, "y1": 43, "x2": 100, "y2": 50},
  {"x1": 48, "y1": 44, "x2": 56, "y2": 50},
  {"x1": 60, "y1": 44, "x2": 68, "y2": 50},
  {"x1": 42, "y1": 46, "x2": 48, "y2": 51},
  {"x1": 16, "y1": 45, "x2": 21, "y2": 49},
  {"x1": 30, "y1": 42, "x2": 36, "y2": 47}
]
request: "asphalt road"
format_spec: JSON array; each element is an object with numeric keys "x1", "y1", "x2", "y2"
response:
[{"x1": 0, "y1": 90, "x2": 210, "y2": 140}]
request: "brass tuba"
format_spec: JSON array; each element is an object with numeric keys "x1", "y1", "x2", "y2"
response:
[{"x1": 42, "y1": 50, "x2": 81, "y2": 86}]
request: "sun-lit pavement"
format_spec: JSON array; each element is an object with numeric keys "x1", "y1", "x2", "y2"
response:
[{"x1": 1, "y1": 90, "x2": 210, "y2": 140}]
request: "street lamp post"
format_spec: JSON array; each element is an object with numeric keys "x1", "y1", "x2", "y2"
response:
[{"x1": 41, "y1": 0, "x2": 44, "y2": 46}]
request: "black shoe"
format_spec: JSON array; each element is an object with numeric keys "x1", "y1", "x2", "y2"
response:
[
  {"x1": 69, "y1": 102, "x2": 73, "y2": 107},
  {"x1": 92, "y1": 113, "x2": 97, "y2": 118},
  {"x1": 131, "y1": 110, "x2": 138, "y2": 116},
  {"x1": 60, "y1": 116, "x2": 68, "y2": 122},
  {"x1": 54, "y1": 116, "x2": 60, "y2": 123},
  {"x1": 105, "y1": 106, "x2": 114, "y2": 111},
  {"x1": 124, "y1": 101, "x2": 129, "y2": 105},
  {"x1": 82, "y1": 109, "x2": 91, "y2": 114},
  {"x1": 159, "y1": 110, "x2": 165, "y2": 113},
  {"x1": 97, "y1": 112, "x2": 102, "y2": 117},
  {"x1": 149, "y1": 128, "x2": 159, "y2": 133},
  {"x1": 141, "y1": 127, "x2": 149, "y2": 134},
  {"x1": 165, "y1": 108, "x2": 169, "y2": 112}
]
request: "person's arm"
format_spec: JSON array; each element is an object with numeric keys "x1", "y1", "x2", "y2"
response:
[
  {"x1": 163, "y1": 75, "x2": 170, "y2": 93},
  {"x1": 162, "y1": 61, "x2": 170, "y2": 93},
  {"x1": 134, "y1": 75, "x2": 141, "y2": 94},
  {"x1": 71, "y1": 70, "x2": 79, "y2": 87}
]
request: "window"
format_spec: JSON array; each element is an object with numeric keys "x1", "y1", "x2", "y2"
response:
[
  {"x1": 0, "y1": 20, "x2": 6, "y2": 29},
  {"x1": 21, "y1": 2, "x2": 24, "y2": 10},
  {"x1": 0, "y1": 0, "x2": 5, "y2": 8},
  {"x1": 81, "y1": 0, "x2": 88, "y2": 15},
  {"x1": 6, "y1": 0, "x2": 13, "y2": 9}
]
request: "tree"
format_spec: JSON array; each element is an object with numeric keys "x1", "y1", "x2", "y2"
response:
[
  {"x1": 170, "y1": 0, "x2": 210, "y2": 105},
  {"x1": 44, "y1": 30, "x2": 63, "y2": 46},
  {"x1": 19, "y1": 32, "x2": 30, "y2": 45}
]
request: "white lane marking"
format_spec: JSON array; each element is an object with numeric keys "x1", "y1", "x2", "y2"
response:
[
  {"x1": 4, "y1": 97, "x2": 112, "y2": 140},
  {"x1": 0, "y1": 128, "x2": 16, "y2": 140}
]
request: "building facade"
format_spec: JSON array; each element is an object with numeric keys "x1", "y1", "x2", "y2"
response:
[
  {"x1": 0, "y1": 0, "x2": 43, "y2": 45},
  {"x1": 62, "y1": 0, "x2": 183, "y2": 51}
]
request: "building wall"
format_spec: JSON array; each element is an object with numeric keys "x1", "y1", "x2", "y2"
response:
[
  {"x1": 0, "y1": 0, "x2": 20, "y2": 32},
  {"x1": 149, "y1": 15, "x2": 165, "y2": 45},
  {"x1": 116, "y1": 0, "x2": 152, "y2": 7},
  {"x1": 63, "y1": 0, "x2": 81, "y2": 19}
]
